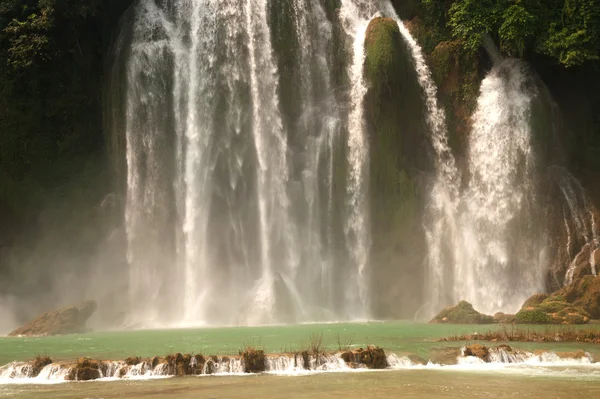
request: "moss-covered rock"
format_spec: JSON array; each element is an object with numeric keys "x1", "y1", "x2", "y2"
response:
[
  {"x1": 493, "y1": 312, "x2": 516, "y2": 324},
  {"x1": 429, "y1": 39, "x2": 480, "y2": 159},
  {"x1": 430, "y1": 301, "x2": 495, "y2": 324},
  {"x1": 556, "y1": 275, "x2": 600, "y2": 319},
  {"x1": 516, "y1": 294, "x2": 590, "y2": 324},
  {"x1": 364, "y1": 17, "x2": 429, "y2": 319},
  {"x1": 515, "y1": 307, "x2": 553, "y2": 324},
  {"x1": 521, "y1": 293, "x2": 549, "y2": 309}
]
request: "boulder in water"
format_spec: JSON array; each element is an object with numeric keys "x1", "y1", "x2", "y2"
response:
[
  {"x1": 8, "y1": 300, "x2": 97, "y2": 336},
  {"x1": 430, "y1": 301, "x2": 495, "y2": 324},
  {"x1": 65, "y1": 358, "x2": 101, "y2": 381},
  {"x1": 341, "y1": 346, "x2": 388, "y2": 369},
  {"x1": 241, "y1": 348, "x2": 266, "y2": 373}
]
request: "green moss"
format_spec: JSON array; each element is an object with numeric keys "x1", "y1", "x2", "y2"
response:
[
  {"x1": 431, "y1": 301, "x2": 495, "y2": 324},
  {"x1": 537, "y1": 299, "x2": 570, "y2": 314},
  {"x1": 515, "y1": 308, "x2": 553, "y2": 324},
  {"x1": 428, "y1": 39, "x2": 481, "y2": 157},
  {"x1": 364, "y1": 18, "x2": 406, "y2": 96}
]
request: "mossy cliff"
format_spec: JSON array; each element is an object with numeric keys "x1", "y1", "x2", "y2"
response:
[{"x1": 363, "y1": 17, "x2": 429, "y2": 318}]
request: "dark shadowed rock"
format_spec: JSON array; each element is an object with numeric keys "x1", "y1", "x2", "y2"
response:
[
  {"x1": 430, "y1": 301, "x2": 495, "y2": 324},
  {"x1": 8, "y1": 300, "x2": 97, "y2": 336}
]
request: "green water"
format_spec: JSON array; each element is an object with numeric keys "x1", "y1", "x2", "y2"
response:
[{"x1": 1, "y1": 322, "x2": 599, "y2": 365}]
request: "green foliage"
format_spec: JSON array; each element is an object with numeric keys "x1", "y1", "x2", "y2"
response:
[
  {"x1": 447, "y1": 0, "x2": 600, "y2": 66},
  {"x1": 4, "y1": 9, "x2": 53, "y2": 70},
  {"x1": 539, "y1": 0, "x2": 600, "y2": 66},
  {"x1": 498, "y1": 4, "x2": 536, "y2": 56},
  {"x1": 447, "y1": 0, "x2": 501, "y2": 53}
]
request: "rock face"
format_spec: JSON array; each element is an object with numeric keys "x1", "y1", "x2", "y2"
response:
[
  {"x1": 8, "y1": 300, "x2": 97, "y2": 336},
  {"x1": 430, "y1": 301, "x2": 495, "y2": 324}
]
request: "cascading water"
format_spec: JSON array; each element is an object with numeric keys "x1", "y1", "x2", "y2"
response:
[
  {"x1": 109, "y1": 0, "x2": 596, "y2": 325},
  {"x1": 424, "y1": 60, "x2": 545, "y2": 315},
  {"x1": 422, "y1": 52, "x2": 600, "y2": 316},
  {"x1": 338, "y1": 0, "x2": 380, "y2": 319},
  {"x1": 456, "y1": 60, "x2": 543, "y2": 313},
  {"x1": 112, "y1": 0, "x2": 394, "y2": 325}
]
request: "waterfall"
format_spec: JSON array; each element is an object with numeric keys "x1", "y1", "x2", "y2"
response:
[
  {"x1": 338, "y1": 0, "x2": 380, "y2": 318},
  {"x1": 422, "y1": 59, "x2": 547, "y2": 316},
  {"x1": 375, "y1": 2, "x2": 463, "y2": 315},
  {"x1": 457, "y1": 60, "x2": 542, "y2": 313},
  {"x1": 112, "y1": 0, "x2": 385, "y2": 325}
]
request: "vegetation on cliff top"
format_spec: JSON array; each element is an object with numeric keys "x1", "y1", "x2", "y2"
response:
[{"x1": 420, "y1": 0, "x2": 600, "y2": 66}]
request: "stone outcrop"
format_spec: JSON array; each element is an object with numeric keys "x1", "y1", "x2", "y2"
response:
[
  {"x1": 9, "y1": 300, "x2": 97, "y2": 337},
  {"x1": 430, "y1": 301, "x2": 495, "y2": 324}
]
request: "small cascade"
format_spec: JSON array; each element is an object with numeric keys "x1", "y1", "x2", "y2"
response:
[
  {"x1": 461, "y1": 345, "x2": 595, "y2": 365},
  {"x1": 36, "y1": 364, "x2": 72, "y2": 381},
  {"x1": 0, "y1": 362, "x2": 71, "y2": 383},
  {"x1": 0, "y1": 363, "x2": 32, "y2": 380},
  {"x1": 386, "y1": 354, "x2": 416, "y2": 368}
]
